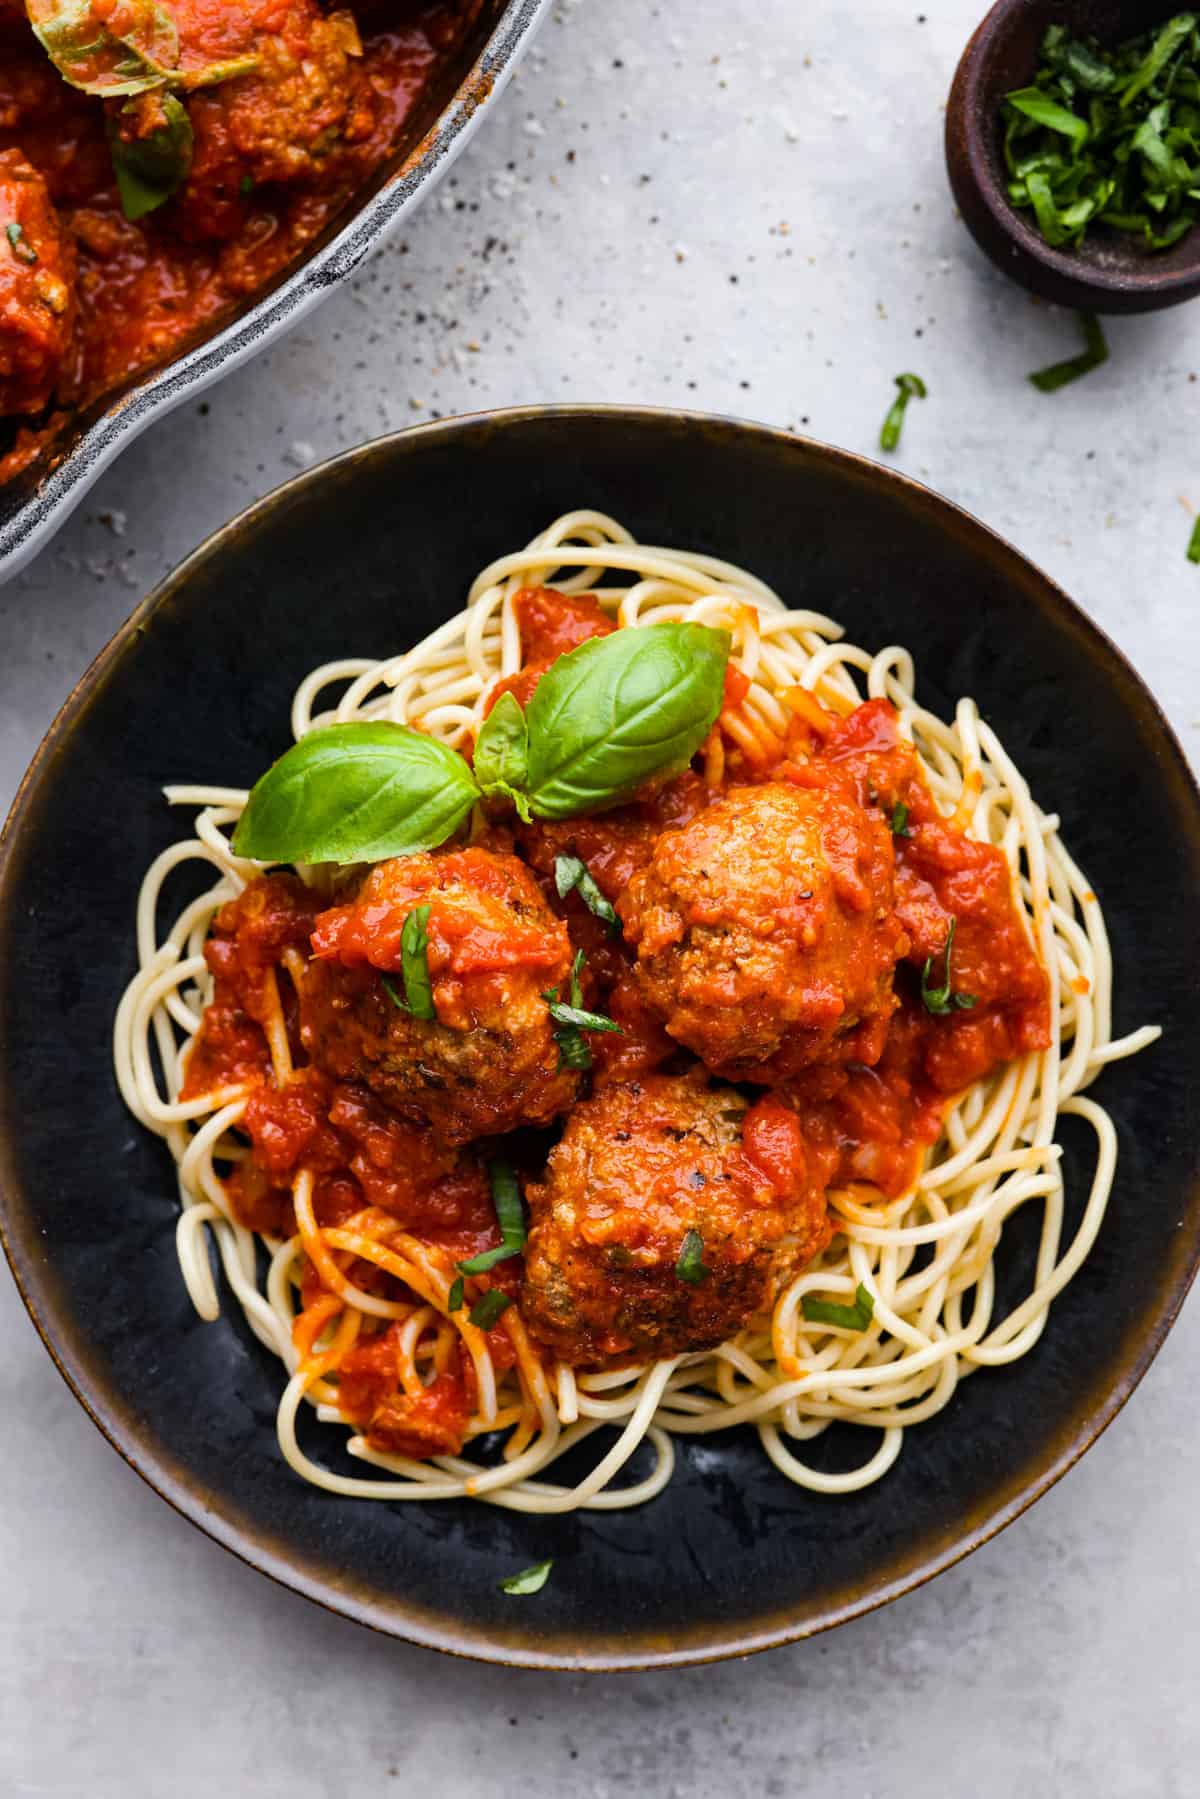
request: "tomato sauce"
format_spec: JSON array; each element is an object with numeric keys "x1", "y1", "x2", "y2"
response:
[{"x1": 0, "y1": 6, "x2": 468, "y2": 482}]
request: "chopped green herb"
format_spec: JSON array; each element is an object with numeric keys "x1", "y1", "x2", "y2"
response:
[
  {"x1": 889, "y1": 800, "x2": 912, "y2": 838},
  {"x1": 802, "y1": 1283, "x2": 876, "y2": 1332},
  {"x1": 1029, "y1": 311, "x2": 1109, "y2": 392},
  {"x1": 468, "y1": 1289, "x2": 512, "y2": 1331},
  {"x1": 1002, "y1": 15, "x2": 1200, "y2": 253},
  {"x1": 380, "y1": 906, "x2": 439, "y2": 1021},
  {"x1": 5, "y1": 221, "x2": 37, "y2": 265},
  {"x1": 1188, "y1": 517, "x2": 1200, "y2": 563},
  {"x1": 446, "y1": 1276, "x2": 464, "y2": 1313},
  {"x1": 543, "y1": 948, "x2": 622, "y2": 1072},
  {"x1": 554, "y1": 853, "x2": 620, "y2": 934},
  {"x1": 879, "y1": 372, "x2": 927, "y2": 452},
  {"x1": 458, "y1": 1160, "x2": 525, "y2": 1275},
  {"x1": 675, "y1": 1228, "x2": 710, "y2": 1285},
  {"x1": 239, "y1": 174, "x2": 254, "y2": 198},
  {"x1": 499, "y1": 1560, "x2": 553, "y2": 1595},
  {"x1": 920, "y1": 917, "x2": 979, "y2": 1016}
]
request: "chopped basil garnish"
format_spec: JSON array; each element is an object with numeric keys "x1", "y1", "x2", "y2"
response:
[
  {"x1": 1002, "y1": 16, "x2": 1200, "y2": 254},
  {"x1": 554, "y1": 853, "x2": 620, "y2": 933},
  {"x1": 446, "y1": 1276, "x2": 464, "y2": 1313},
  {"x1": 499, "y1": 1560, "x2": 553, "y2": 1595},
  {"x1": 920, "y1": 917, "x2": 979, "y2": 1016},
  {"x1": 5, "y1": 222, "x2": 37, "y2": 265},
  {"x1": 802, "y1": 1283, "x2": 876, "y2": 1331},
  {"x1": 879, "y1": 373, "x2": 926, "y2": 452},
  {"x1": 675, "y1": 1228, "x2": 710, "y2": 1285},
  {"x1": 889, "y1": 800, "x2": 912, "y2": 838},
  {"x1": 380, "y1": 906, "x2": 436, "y2": 1022},
  {"x1": 1029, "y1": 312, "x2": 1109, "y2": 393},
  {"x1": 468, "y1": 1289, "x2": 512, "y2": 1331},
  {"x1": 109, "y1": 92, "x2": 193, "y2": 222},
  {"x1": 1188, "y1": 517, "x2": 1200, "y2": 564},
  {"x1": 543, "y1": 949, "x2": 622, "y2": 1072},
  {"x1": 458, "y1": 1161, "x2": 525, "y2": 1275}
]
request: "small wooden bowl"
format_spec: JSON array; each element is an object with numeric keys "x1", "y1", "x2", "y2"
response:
[{"x1": 946, "y1": 0, "x2": 1200, "y2": 313}]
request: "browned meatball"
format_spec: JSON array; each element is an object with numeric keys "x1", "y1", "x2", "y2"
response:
[
  {"x1": 618, "y1": 782, "x2": 907, "y2": 1083},
  {"x1": 0, "y1": 151, "x2": 75, "y2": 417},
  {"x1": 170, "y1": 1, "x2": 379, "y2": 240},
  {"x1": 522, "y1": 1076, "x2": 832, "y2": 1366},
  {"x1": 300, "y1": 848, "x2": 579, "y2": 1146}
]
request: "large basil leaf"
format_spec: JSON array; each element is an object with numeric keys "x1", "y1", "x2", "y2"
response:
[
  {"x1": 232, "y1": 723, "x2": 481, "y2": 866},
  {"x1": 473, "y1": 690, "x2": 531, "y2": 820},
  {"x1": 523, "y1": 622, "x2": 731, "y2": 818},
  {"x1": 109, "y1": 93, "x2": 193, "y2": 221}
]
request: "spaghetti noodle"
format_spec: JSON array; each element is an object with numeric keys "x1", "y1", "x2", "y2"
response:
[{"x1": 114, "y1": 510, "x2": 1158, "y2": 1510}]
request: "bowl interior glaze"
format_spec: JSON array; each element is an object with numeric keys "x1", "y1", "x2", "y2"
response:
[{"x1": 1, "y1": 407, "x2": 1198, "y2": 1670}]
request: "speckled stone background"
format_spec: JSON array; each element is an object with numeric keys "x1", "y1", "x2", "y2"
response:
[{"x1": 2, "y1": 2, "x2": 1198, "y2": 1792}]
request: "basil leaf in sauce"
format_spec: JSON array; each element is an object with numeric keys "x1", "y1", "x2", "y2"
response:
[
  {"x1": 232, "y1": 722, "x2": 481, "y2": 866},
  {"x1": 802, "y1": 1283, "x2": 876, "y2": 1332},
  {"x1": 554, "y1": 854, "x2": 620, "y2": 933},
  {"x1": 459, "y1": 1161, "x2": 525, "y2": 1275},
  {"x1": 473, "y1": 691, "x2": 532, "y2": 821},
  {"x1": 468, "y1": 1289, "x2": 512, "y2": 1331},
  {"x1": 381, "y1": 906, "x2": 437, "y2": 1021},
  {"x1": 675, "y1": 1229, "x2": 710, "y2": 1285},
  {"x1": 498, "y1": 1560, "x2": 553, "y2": 1596},
  {"x1": 919, "y1": 916, "x2": 979, "y2": 1016},
  {"x1": 523, "y1": 622, "x2": 730, "y2": 818},
  {"x1": 29, "y1": 0, "x2": 258, "y2": 97},
  {"x1": 446, "y1": 1276, "x2": 464, "y2": 1313},
  {"x1": 109, "y1": 93, "x2": 194, "y2": 222}
]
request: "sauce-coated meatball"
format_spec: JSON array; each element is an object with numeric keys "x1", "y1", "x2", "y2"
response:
[
  {"x1": 0, "y1": 151, "x2": 75, "y2": 416},
  {"x1": 618, "y1": 782, "x2": 906, "y2": 1082},
  {"x1": 301, "y1": 847, "x2": 578, "y2": 1146},
  {"x1": 522, "y1": 1076, "x2": 832, "y2": 1365}
]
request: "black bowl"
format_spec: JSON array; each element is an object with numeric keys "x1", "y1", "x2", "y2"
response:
[
  {"x1": 2, "y1": 406, "x2": 1198, "y2": 1669},
  {"x1": 0, "y1": 0, "x2": 547, "y2": 586},
  {"x1": 946, "y1": 0, "x2": 1200, "y2": 313}
]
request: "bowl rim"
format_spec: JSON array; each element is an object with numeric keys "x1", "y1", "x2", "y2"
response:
[
  {"x1": 0, "y1": 0, "x2": 550, "y2": 590},
  {"x1": 949, "y1": 0, "x2": 1200, "y2": 302},
  {"x1": 2, "y1": 402, "x2": 1199, "y2": 1670}
]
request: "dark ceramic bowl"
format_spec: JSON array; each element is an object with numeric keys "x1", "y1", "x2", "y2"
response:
[
  {"x1": 946, "y1": 0, "x2": 1200, "y2": 312},
  {"x1": 2, "y1": 406, "x2": 1199, "y2": 1670},
  {"x1": 0, "y1": 0, "x2": 547, "y2": 588}
]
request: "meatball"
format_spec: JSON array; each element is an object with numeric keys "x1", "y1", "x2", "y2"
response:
[
  {"x1": 300, "y1": 847, "x2": 578, "y2": 1145},
  {"x1": 522, "y1": 1076, "x2": 832, "y2": 1365},
  {"x1": 0, "y1": 151, "x2": 75, "y2": 417},
  {"x1": 618, "y1": 782, "x2": 906, "y2": 1082},
  {"x1": 171, "y1": 1, "x2": 379, "y2": 239}
]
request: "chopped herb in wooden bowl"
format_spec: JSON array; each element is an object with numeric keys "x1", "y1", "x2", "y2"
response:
[{"x1": 1002, "y1": 12, "x2": 1200, "y2": 252}]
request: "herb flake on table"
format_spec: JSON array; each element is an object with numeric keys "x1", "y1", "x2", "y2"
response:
[
  {"x1": 1028, "y1": 312, "x2": 1109, "y2": 392},
  {"x1": 879, "y1": 373, "x2": 926, "y2": 452}
]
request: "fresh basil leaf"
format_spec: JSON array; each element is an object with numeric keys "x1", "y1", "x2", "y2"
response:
[
  {"x1": 400, "y1": 905, "x2": 436, "y2": 1021},
  {"x1": 458, "y1": 1160, "x2": 525, "y2": 1275},
  {"x1": 879, "y1": 372, "x2": 926, "y2": 452},
  {"x1": 109, "y1": 93, "x2": 193, "y2": 221},
  {"x1": 1006, "y1": 86, "x2": 1090, "y2": 146},
  {"x1": 232, "y1": 722, "x2": 481, "y2": 866},
  {"x1": 498, "y1": 1560, "x2": 553, "y2": 1596},
  {"x1": 675, "y1": 1228, "x2": 710, "y2": 1285},
  {"x1": 554, "y1": 853, "x2": 620, "y2": 933},
  {"x1": 1029, "y1": 311, "x2": 1109, "y2": 392},
  {"x1": 446, "y1": 1276, "x2": 464, "y2": 1313},
  {"x1": 1120, "y1": 13, "x2": 1197, "y2": 110},
  {"x1": 542, "y1": 948, "x2": 621, "y2": 1071},
  {"x1": 544, "y1": 999, "x2": 623, "y2": 1034},
  {"x1": 1188, "y1": 517, "x2": 1200, "y2": 562},
  {"x1": 473, "y1": 691, "x2": 532, "y2": 821},
  {"x1": 468, "y1": 1289, "x2": 512, "y2": 1331},
  {"x1": 919, "y1": 917, "x2": 979, "y2": 1016},
  {"x1": 28, "y1": 0, "x2": 180, "y2": 96},
  {"x1": 802, "y1": 1283, "x2": 876, "y2": 1331},
  {"x1": 523, "y1": 623, "x2": 730, "y2": 818},
  {"x1": 889, "y1": 800, "x2": 912, "y2": 838}
]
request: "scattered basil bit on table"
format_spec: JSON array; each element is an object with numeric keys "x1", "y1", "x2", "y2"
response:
[
  {"x1": 1028, "y1": 312, "x2": 1109, "y2": 392},
  {"x1": 879, "y1": 373, "x2": 926, "y2": 452},
  {"x1": 1002, "y1": 14, "x2": 1200, "y2": 252},
  {"x1": 1188, "y1": 517, "x2": 1200, "y2": 563}
]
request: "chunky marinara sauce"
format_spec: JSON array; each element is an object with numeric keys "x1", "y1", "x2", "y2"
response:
[
  {"x1": 180, "y1": 587, "x2": 1050, "y2": 1436},
  {"x1": 0, "y1": 3, "x2": 471, "y2": 483}
]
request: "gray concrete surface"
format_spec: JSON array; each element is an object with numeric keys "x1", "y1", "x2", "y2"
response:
[{"x1": 2, "y1": 2, "x2": 1198, "y2": 1793}]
